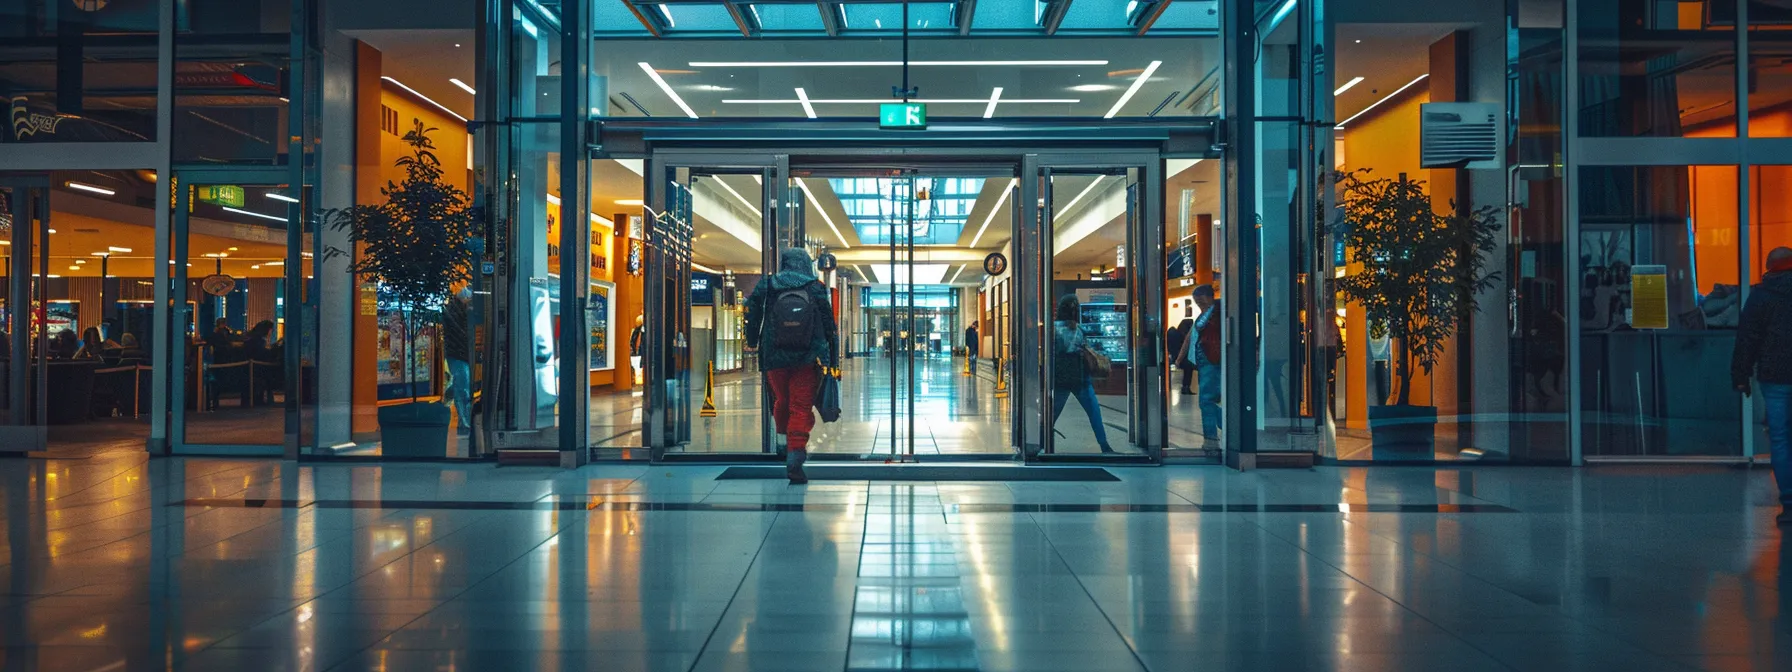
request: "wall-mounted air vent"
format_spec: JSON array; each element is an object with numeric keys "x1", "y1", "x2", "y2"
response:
[{"x1": 1420, "y1": 102, "x2": 1501, "y2": 170}]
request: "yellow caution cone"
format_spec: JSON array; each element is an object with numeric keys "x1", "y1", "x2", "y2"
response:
[
  {"x1": 993, "y1": 355, "x2": 1009, "y2": 399},
  {"x1": 699, "y1": 361, "x2": 718, "y2": 417},
  {"x1": 964, "y1": 352, "x2": 973, "y2": 376}
]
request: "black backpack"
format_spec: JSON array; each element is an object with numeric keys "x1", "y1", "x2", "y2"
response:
[{"x1": 767, "y1": 284, "x2": 818, "y2": 351}]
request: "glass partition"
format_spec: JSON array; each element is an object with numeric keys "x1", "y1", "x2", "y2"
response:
[{"x1": 0, "y1": 0, "x2": 161, "y2": 143}]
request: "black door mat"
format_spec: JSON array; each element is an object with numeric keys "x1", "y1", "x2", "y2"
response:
[{"x1": 716, "y1": 465, "x2": 1119, "y2": 482}]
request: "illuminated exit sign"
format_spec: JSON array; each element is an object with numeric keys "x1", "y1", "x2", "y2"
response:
[{"x1": 879, "y1": 102, "x2": 927, "y2": 129}]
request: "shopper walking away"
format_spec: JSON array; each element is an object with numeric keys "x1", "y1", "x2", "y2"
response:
[
  {"x1": 1733, "y1": 246, "x2": 1792, "y2": 524},
  {"x1": 1171, "y1": 307, "x2": 1195, "y2": 394},
  {"x1": 1051, "y1": 295, "x2": 1115, "y2": 454},
  {"x1": 1180, "y1": 284, "x2": 1223, "y2": 444},
  {"x1": 964, "y1": 321, "x2": 980, "y2": 372},
  {"x1": 745, "y1": 247, "x2": 840, "y2": 484},
  {"x1": 444, "y1": 287, "x2": 473, "y2": 430}
]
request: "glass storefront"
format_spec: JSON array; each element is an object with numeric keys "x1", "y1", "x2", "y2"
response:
[{"x1": 3, "y1": 0, "x2": 1789, "y2": 467}]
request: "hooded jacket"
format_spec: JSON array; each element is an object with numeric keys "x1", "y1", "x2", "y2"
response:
[
  {"x1": 745, "y1": 248, "x2": 840, "y2": 371},
  {"x1": 1732, "y1": 270, "x2": 1792, "y2": 387}
]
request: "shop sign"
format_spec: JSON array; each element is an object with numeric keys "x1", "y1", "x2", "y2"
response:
[
  {"x1": 1630, "y1": 264, "x2": 1669, "y2": 329},
  {"x1": 879, "y1": 102, "x2": 927, "y2": 130},
  {"x1": 196, "y1": 185, "x2": 245, "y2": 208}
]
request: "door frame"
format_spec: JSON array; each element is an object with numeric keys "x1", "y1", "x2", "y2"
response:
[
  {"x1": 167, "y1": 166, "x2": 302, "y2": 457},
  {"x1": 0, "y1": 176, "x2": 51, "y2": 453}
]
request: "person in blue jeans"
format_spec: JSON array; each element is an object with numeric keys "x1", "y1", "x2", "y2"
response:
[
  {"x1": 1178, "y1": 284, "x2": 1223, "y2": 443},
  {"x1": 1051, "y1": 295, "x2": 1115, "y2": 454},
  {"x1": 1733, "y1": 247, "x2": 1792, "y2": 524}
]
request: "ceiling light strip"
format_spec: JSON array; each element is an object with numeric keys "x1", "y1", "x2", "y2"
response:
[
  {"x1": 1104, "y1": 60, "x2": 1162, "y2": 119},
  {"x1": 639, "y1": 62, "x2": 699, "y2": 119},
  {"x1": 66, "y1": 182, "x2": 116, "y2": 196},
  {"x1": 970, "y1": 178, "x2": 1017, "y2": 248},
  {"x1": 1333, "y1": 76, "x2": 1364, "y2": 96},
  {"x1": 221, "y1": 206, "x2": 288, "y2": 223},
  {"x1": 381, "y1": 76, "x2": 468, "y2": 122},
  {"x1": 797, "y1": 179, "x2": 850, "y2": 249},
  {"x1": 982, "y1": 87, "x2": 1003, "y2": 119},
  {"x1": 1057, "y1": 176, "x2": 1104, "y2": 218},
  {"x1": 711, "y1": 177, "x2": 763, "y2": 217},
  {"x1": 689, "y1": 60, "x2": 1109, "y2": 67},
  {"x1": 795, "y1": 87, "x2": 817, "y2": 119},
  {"x1": 1335, "y1": 74, "x2": 1428, "y2": 129},
  {"x1": 449, "y1": 78, "x2": 477, "y2": 95},
  {"x1": 265, "y1": 193, "x2": 299, "y2": 203},
  {"x1": 947, "y1": 263, "x2": 965, "y2": 284}
]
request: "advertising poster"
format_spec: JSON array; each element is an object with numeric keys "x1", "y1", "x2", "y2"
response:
[
  {"x1": 589, "y1": 280, "x2": 613, "y2": 372},
  {"x1": 376, "y1": 294, "x2": 438, "y2": 400}
]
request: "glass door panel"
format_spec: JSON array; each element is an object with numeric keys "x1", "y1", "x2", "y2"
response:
[
  {"x1": 172, "y1": 178, "x2": 296, "y2": 453},
  {"x1": 0, "y1": 181, "x2": 48, "y2": 449}
]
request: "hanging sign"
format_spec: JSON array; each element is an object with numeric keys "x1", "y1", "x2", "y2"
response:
[
  {"x1": 983, "y1": 252, "x2": 1007, "y2": 276},
  {"x1": 195, "y1": 185, "x2": 245, "y2": 208},
  {"x1": 879, "y1": 102, "x2": 927, "y2": 130},
  {"x1": 1630, "y1": 264, "x2": 1668, "y2": 329},
  {"x1": 200, "y1": 274, "x2": 236, "y2": 297}
]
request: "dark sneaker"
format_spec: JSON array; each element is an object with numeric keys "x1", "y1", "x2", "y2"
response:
[{"x1": 787, "y1": 448, "x2": 809, "y2": 485}]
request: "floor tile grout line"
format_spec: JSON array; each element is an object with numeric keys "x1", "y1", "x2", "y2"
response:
[
  {"x1": 1023, "y1": 508, "x2": 1154, "y2": 672},
  {"x1": 681, "y1": 508, "x2": 788, "y2": 672},
  {"x1": 1246, "y1": 516, "x2": 1529, "y2": 671}
]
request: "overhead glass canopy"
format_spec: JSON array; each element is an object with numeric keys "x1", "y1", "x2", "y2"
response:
[
  {"x1": 830, "y1": 177, "x2": 984, "y2": 246},
  {"x1": 599, "y1": 0, "x2": 1218, "y2": 37}
]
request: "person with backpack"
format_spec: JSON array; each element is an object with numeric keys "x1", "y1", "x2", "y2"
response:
[
  {"x1": 744, "y1": 247, "x2": 840, "y2": 484},
  {"x1": 1733, "y1": 247, "x2": 1792, "y2": 524}
]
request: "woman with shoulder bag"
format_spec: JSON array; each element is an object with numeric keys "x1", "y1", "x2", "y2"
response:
[{"x1": 1050, "y1": 295, "x2": 1115, "y2": 454}]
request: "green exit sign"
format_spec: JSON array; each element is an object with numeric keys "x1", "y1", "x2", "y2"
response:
[
  {"x1": 879, "y1": 102, "x2": 927, "y2": 129},
  {"x1": 195, "y1": 185, "x2": 245, "y2": 208}
]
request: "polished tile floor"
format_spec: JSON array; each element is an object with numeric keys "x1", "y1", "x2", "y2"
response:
[{"x1": 3, "y1": 449, "x2": 1791, "y2": 671}]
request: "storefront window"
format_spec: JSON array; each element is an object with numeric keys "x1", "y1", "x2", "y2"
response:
[{"x1": 1579, "y1": 0, "x2": 1737, "y2": 138}]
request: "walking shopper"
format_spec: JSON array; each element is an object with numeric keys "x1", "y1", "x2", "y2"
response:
[
  {"x1": 1181, "y1": 284, "x2": 1223, "y2": 444},
  {"x1": 1051, "y1": 295, "x2": 1115, "y2": 454},
  {"x1": 1734, "y1": 247, "x2": 1792, "y2": 524},
  {"x1": 964, "y1": 321, "x2": 980, "y2": 372},
  {"x1": 745, "y1": 248, "x2": 840, "y2": 484},
  {"x1": 444, "y1": 287, "x2": 473, "y2": 430},
  {"x1": 1171, "y1": 307, "x2": 1195, "y2": 394}
]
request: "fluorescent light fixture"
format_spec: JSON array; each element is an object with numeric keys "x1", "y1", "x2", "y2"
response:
[
  {"x1": 590, "y1": 213, "x2": 613, "y2": 228},
  {"x1": 449, "y1": 78, "x2": 477, "y2": 95},
  {"x1": 0, "y1": 241, "x2": 8, "y2": 245},
  {"x1": 690, "y1": 60, "x2": 1108, "y2": 67},
  {"x1": 66, "y1": 182, "x2": 115, "y2": 196},
  {"x1": 692, "y1": 262, "x2": 722, "y2": 274},
  {"x1": 265, "y1": 193, "x2": 299, "y2": 203},
  {"x1": 724, "y1": 97, "x2": 1077, "y2": 105},
  {"x1": 264, "y1": 260, "x2": 285, "y2": 266},
  {"x1": 983, "y1": 87, "x2": 1003, "y2": 119},
  {"x1": 947, "y1": 263, "x2": 966, "y2": 284},
  {"x1": 75, "y1": 259, "x2": 86, "y2": 264},
  {"x1": 545, "y1": 193, "x2": 561, "y2": 205},
  {"x1": 795, "y1": 87, "x2": 817, "y2": 118},
  {"x1": 865, "y1": 264, "x2": 949, "y2": 286},
  {"x1": 222, "y1": 206, "x2": 288, "y2": 223},
  {"x1": 1057, "y1": 176, "x2": 1104, "y2": 217},
  {"x1": 108, "y1": 246, "x2": 132, "y2": 253},
  {"x1": 616, "y1": 199, "x2": 644, "y2": 206},
  {"x1": 1335, "y1": 74, "x2": 1428, "y2": 129},
  {"x1": 711, "y1": 177, "x2": 762, "y2": 217},
  {"x1": 46, "y1": 229, "x2": 54, "y2": 234},
  {"x1": 970, "y1": 178, "x2": 1018, "y2": 248},
  {"x1": 639, "y1": 62, "x2": 699, "y2": 119},
  {"x1": 381, "y1": 76, "x2": 468, "y2": 122},
  {"x1": 228, "y1": 246, "x2": 238, "y2": 251},
  {"x1": 796, "y1": 179, "x2": 850, "y2": 249},
  {"x1": 1105, "y1": 60, "x2": 1162, "y2": 119},
  {"x1": 68, "y1": 266, "x2": 80, "y2": 271},
  {"x1": 657, "y1": 4, "x2": 675, "y2": 27},
  {"x1": 1333, "y1": 76, "x2": 1365, "y2": 96},
  {"x1": 91, "y1": 252, "x2": 107, "y2": 257},
  {"x1": 1071, "y1": 83, "x2": 1116, "y2": 92}
]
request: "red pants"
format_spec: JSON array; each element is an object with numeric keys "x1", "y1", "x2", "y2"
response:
[{"x1": 766, "y1": 365, "x2": 819, "y2": 450}]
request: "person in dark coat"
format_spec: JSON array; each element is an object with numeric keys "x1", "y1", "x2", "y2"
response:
[
  {"x1": 1734, "y1": 247, "x2": 1792, "y2": 525},
  {"x1": 964, "y1": 321, "x2": 980, "y2": 372},
  {"x1": 744, "y1": 247, "x2": 839, "y2": 484}
]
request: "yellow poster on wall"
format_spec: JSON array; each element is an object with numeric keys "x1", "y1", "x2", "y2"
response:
[
  {"x1": 546, "y1": 198, "x2": 561, "y2": 275},
  {"x1": 1630, "y1": 264, "x2": 1669, "y2": 329}
]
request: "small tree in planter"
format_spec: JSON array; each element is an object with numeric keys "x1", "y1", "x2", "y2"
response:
[
  {"x1": 1332, "y1": 169, "x2": 1502, "y2": 456},
  {"x1": 324, "y1": 120, "x2": 479, "y2": 456}
]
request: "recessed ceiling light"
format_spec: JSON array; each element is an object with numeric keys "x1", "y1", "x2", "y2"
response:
[
  {"x1": 1334, "y1": 76, "x2": 1365, "y2": 96},
  {"x1": 66, "y1": 182, "x2": 116, "y2": 196},
  {"x1": 450, "y1": 78, "x2": 476, "y2": 95},
  {"x1": 109, "y1": 246, "x2": 132, "y2": 253},
  {"x1": 227, "y1": 246, "x2": 238, "y2": 251},
  {"x1": 616, "y1": 199, "x2": 644, "y2": 206},
  {"x1": 639, "y1": 62, "x2": 699, "y2": 119},
  {"x1": 75, "y1": 259, "x2": 86, "y2": 264},
  {"x1": 454, "y1": 43, "x2": 462, "y2": 48},
  {"x1": 381, "y1": 76, "x2": 468, "y2": 122},
  {"x1": 1071, "y1": 84, "x2": 1116, "y2": 92}
]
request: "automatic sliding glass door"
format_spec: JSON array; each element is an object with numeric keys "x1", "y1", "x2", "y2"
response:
[{"x1": 0, "y1": 179, "x2": 48, "y2": 451}]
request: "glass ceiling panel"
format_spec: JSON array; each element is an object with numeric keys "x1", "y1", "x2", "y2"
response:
[
  {"x1": 593, "y1": 2, "x2": 652, "y2": 35},
  {"x1": 654, "y1": 3, "x2": 740, "y2": 33},
  {"x1": 748, "y1": 3, "x2": 827, "y2": 33},
  {"x1": 1059, "y1": 0, "x2": 1139, "y2": 32},
  {"x1": 831, "y1": 177, "x2": 983, "y2": 246},
  {"x1": 841, "y1": 3, "x2": 957, "y2": 34},
  {"x1": 969, "y1": 0, "x2": 1043, "y2": 31},
  {"x1": 1154, "y1": 1, "x2": 1222, "y2": 32}
]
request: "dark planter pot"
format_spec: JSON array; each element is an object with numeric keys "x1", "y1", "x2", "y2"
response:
[
  {"x1": 378, "y1": 402, "x2": 451, "y2": 457},
  {"x1": 1366, "y1": 404, "x2": 1438, "y2": 459}
]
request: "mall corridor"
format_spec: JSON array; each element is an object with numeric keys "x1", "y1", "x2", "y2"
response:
[{"x1": 3, "y1": 447, "x2": 1790, "y2": 671}]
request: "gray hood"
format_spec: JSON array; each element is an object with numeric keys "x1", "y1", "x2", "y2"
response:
[{"x1": 768, "y1": 247, "x2": 819, "y2": 290}]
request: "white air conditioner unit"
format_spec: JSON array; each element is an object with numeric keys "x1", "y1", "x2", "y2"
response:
[{"x1": 1420, "y1": 102, "x2": 1501, "y2": 169}]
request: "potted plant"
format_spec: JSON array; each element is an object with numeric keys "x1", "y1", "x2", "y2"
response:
[
  {"x1": 324, "y1": 120, "x2": 479, "y2": 456},
  {"x1": 1332, "y1": 169, "x2": 1501, "y2": 458}
]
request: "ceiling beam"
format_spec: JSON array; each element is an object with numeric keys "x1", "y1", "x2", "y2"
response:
[
  {"x1": 829, "y1": 248, "x2": 1002, "y2": 264},
  {"x1": 619, "y1": 0, "x2": 664, "y2": 37},
  {"x1": 1041, "y1": 0, "x2": 1072, "y2": 36},
  {"x1": 1136, "y1": 0, "x2": 1172, "y2": 36},
  {"x1": 957, "y1": 0, "x2": 977, "y2": 36},
  {"x1": 817, "y1": 2, "x2": 840, "y2": 37},
  {"x1": 723, "y1": 0, "x2": 757, "y2": 37}
]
